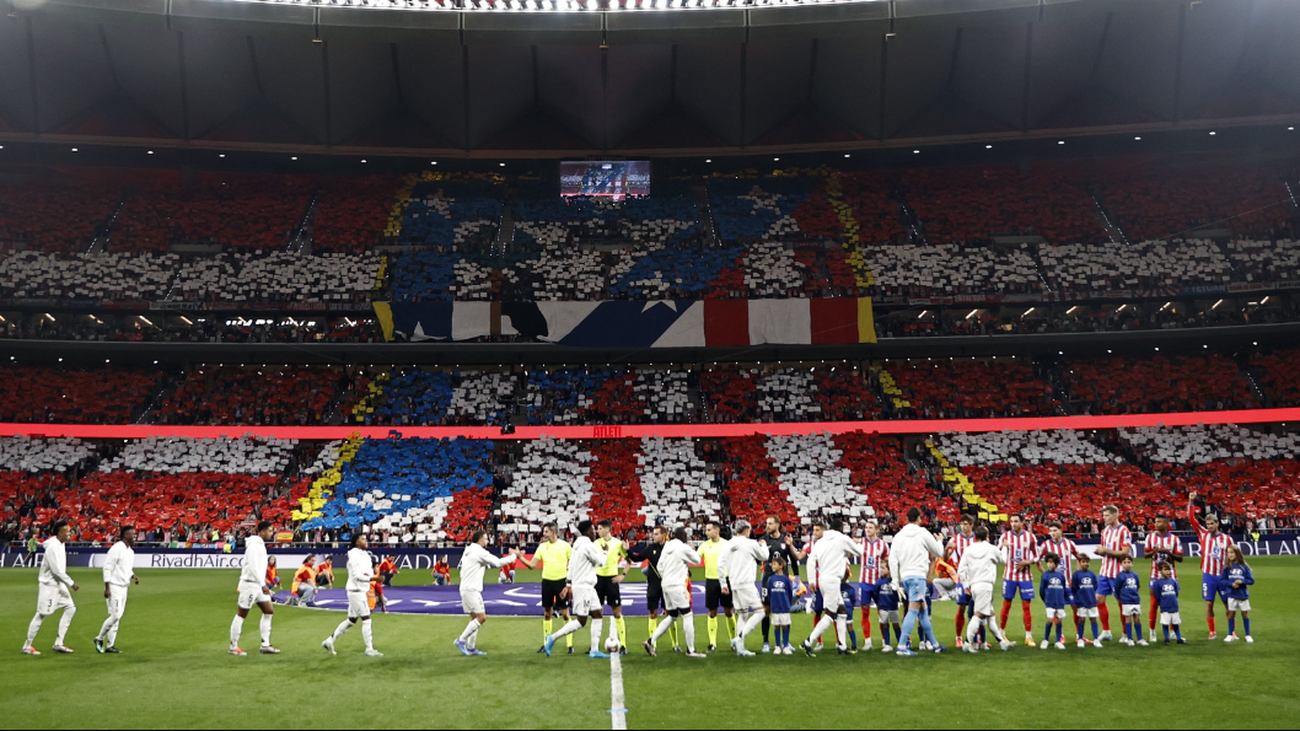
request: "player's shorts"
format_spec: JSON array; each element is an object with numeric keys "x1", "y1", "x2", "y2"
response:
[
  {"x1": 1002, "y1": 579, "x2": 1035, "y2": 601},
  {"x1": 704, "y1": 578, "x2": 733, "y2": 612},
  {"x1": 770, "y1": 612, "x2": 792, "y2": 627},
  {"x1": 571, "y1": 585, "x2": 600, "y2": 617},
  {"x1": 954, "y1": 582, "x2": 969, "y2": 606},
  {"x1": 645, "y1": 581, "x2": 666, "y2": 612},
  {"x1": 663, "y1": 585, "x2": 691, "y2": 613},
  {"x1": 106, "y1": 584, "x2": 128, "y2": 619},
  {"x1": 1121, "y1": 604, "x2": 1141, "y2": 617},
  {"x1": 820, "y1": 579, "x2": 845, "y2": 613},
  {"x1": 1202, "y1": 573, "x2": 1227, "y2": 603},
  {"x1": 236, "y1": 581, "x2": 269, "y2": 611},
  {"x1": 858, "y1": 583, "x2": 877, "y2": 607},
  {"x1": 36, "y1": 583, "x2": 74, "y2": 616},
  {"x1": 1160, "y1": 611, "x2": 1182, "y2": 625},
  {"x1": 349, "y1": 589, "x2": 373, "y2": 619},
  {"x1": 731, "y1": 583, "x2": 762, "y2": 613},
  {"x1": 1076, "y1": 606, "x2": 1099, "y2": 618},
  {"x1": 879, "y1": 609, "x2": 900, "y2": 624},
  {"x1": 811, "y1": 589, "x2": 824, "y2": 613},
  {"x1": 1044, "y1": 607, "x2": 1067, "y2": 620},
  {"x1": 1227, "y1": 598, "x2": 1251, "y2": 612},
  {"x1": 595, "y1": 575, "x2": 622, "y2": 608},
  {"x1": 970, "y1": 583, "x2": 994, "y2": 616},
  {"x1": 1097, "y1": 575, "x2": 1118, "y2": 597},
  {"x1": 541, "y1": 578, "x2": 569, "y2": 612},
  {"x1": 899, "y1": 576, "x2": 928, "y2": 603}
]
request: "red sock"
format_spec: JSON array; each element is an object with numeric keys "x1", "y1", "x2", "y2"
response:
[
  {"x1": 955, "y1": 611, "x2": 966, "y2": 638},
  {"x1": 999, "y1": 600, "x2": 1012, "y2": 630},
  {"x1": 1149, "y1": 596, "x2": 1159, "y2": 630},
  {"x1": 861, "y1": 612, "x2": 871, "y2": 639},
  {"x1": 1208, "y1": 616, "x2": 1216, "y2": 634},
  {"x1": 1022, "y1": 602, "x2": 1033, "y2": 633},
  {"x1": 1099, "y1": 602, "x2": 1110, "y2": 631}
]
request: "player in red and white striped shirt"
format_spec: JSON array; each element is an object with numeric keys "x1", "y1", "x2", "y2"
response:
[
  {"x1": 857, "y1": 520, "x2": 888, "y2": 650},
  {"x1": 1095, "y1": 505, "x2": 1132, "y2": 642},
  {"x1": 1188, "y1": 491, "x2": 1234, "y2": 639},
  {"x1": 997, "y1": 515, "x2": 1039, "y2": 646},
  {"x1": 1142, "y1": 515, "x2": 1183, "y2": 642},
  {"x1": 945, "y1": 515, "x2": 977, "y2": 648}
]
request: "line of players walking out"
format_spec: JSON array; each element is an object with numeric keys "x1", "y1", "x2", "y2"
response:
[{"x1": 18, "y1": 492, "x2": 1257, "y2": 658}]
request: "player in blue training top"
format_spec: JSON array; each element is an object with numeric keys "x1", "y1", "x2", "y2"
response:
[
  {"x1": 1071, "y1": 554, "x2": 1103, "y2": 648},
  {"x1": 1116, "y1": 556, "x2": 1146, "y2": 646},
  {"x1": 762, "y1": 555, "x2": 797, "y2": 655},
  {"x1": 872, "y1": 564, "x2": 903, "y2": 653},
  {"x1": 1150, "y1": 562, "x2": 1186, "y2": 645},
  {"x1": 1220, "y1": 545, "x2": 1255, "y2": 644},
  {"x1": 1038, "y1": 553, "x2": 1068, "y2": 650},
  {"x1": 839, "y1": 569, "x2": 860, "y2": 654}
]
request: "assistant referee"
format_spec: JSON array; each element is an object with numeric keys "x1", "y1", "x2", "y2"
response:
[
  {"x1": 595, "y1": 519, "x2": 629, "y2": 653},
  {"x1": 521, "y1": 523, "x2": 575, "y2": 655}
]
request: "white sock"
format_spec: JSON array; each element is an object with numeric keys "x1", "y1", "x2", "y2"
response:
[
  {"x1": 834, "y1": 615, "x2": 848, "y2": 650},
  {"x1": 967, "y1": 617, "x2": 981, "y2": 645},
  {"x1": 458, "y1": 618, "x2": 482, "y2": 643},
  {"x1": 738, "y1": 611, "x2": 763, "y2": 641},
  {"x1": 259, "y1": 614, "x2": 272, "y2": 646},
  {"x1": 589, "y1": 619, "x2": 603, "y2": 651},
  {"x1": 229, "y1": 615, "x2": 244, "y2": 648},
  {"x1": 97, "y1": 616, "x2": 114, "y2": 642},
  {"x1": 466, "y1": 627, "x2": 480, "y2": 650},
  {"x1": 650, "y1": 614, "x2": 676, "y2": 644},
  {"x1": 331, "y1": 619, "x2": 353, "y2": 642},
  {"x1": 106, "y1": 619, "x2": 119, "y2": 647},
  {"x1": 55, "y1": 606, "x2": 76, "y2": 646},
  {"x1": 361, "y1": 619, "x2": 374, "y2": 651},
  {"x1": 808, "y1": 614, "x2": 833, "y2": 644},
  {"x1": 552, "y1": 619, "x2": 582, "y2": 640},
  {"x1": 682, "y1": 612, "x2": 696, "y2": 653},
  {"x1": 25, "y1": 614, "x2": 44, "y2": 648},
  {"x1": 987, "y1": 617, "x2": 1008, "y2": 642}
]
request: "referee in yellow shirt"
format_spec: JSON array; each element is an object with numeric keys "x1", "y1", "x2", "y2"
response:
[
  {"x1": 699, "y1": 520, "x2": 736, "y2": 652},
  {"x1": 520, "y1": 523, "x2": 575, "y2": 654},
  {"x1": 595, "y1": 519, "x2": 629, "y2": 653}
]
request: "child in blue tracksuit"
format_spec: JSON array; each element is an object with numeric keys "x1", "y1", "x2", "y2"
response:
[
  {"x1": 762, "y1": 555, "x2": 797, "y2": 654},
  {"x1": 872, "y1": 565, "x2": 903, "y2": 652},
  {"x1": 1219, "y1": 545, "x2": 1255, "y2": 643},
  {"x1": 1150, "y1": 561, "x2": 1185, "y2": 645},
  {"x1": 1071, "y1": 555, "x2": 1102, "y2": 646},
  {"x1": 840, "y1": 569, "x2": 859, "y2": 653},
  {"x1": 1038, "y1": 554, "x2": 1068, "y2": 649},
  {"x1": 1116, "y1": 556, "x2": 1146, "y2": 646}
]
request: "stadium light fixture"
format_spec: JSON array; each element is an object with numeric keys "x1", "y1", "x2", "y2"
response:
[
  {"x1": 1208, "y1": 131, "x2": 1216, "y2": 135},
  {"x1": 431, "y1": 161, "x2": 437, "y2": 165},
  {"x1": 219, "y1": 154, "x2": 226, "y2": 158},
  {"x1": 291, "y1": 156, "x2": 298, "y2": 161},
  {"x1": 1057, "y1": 140, "x2": 1065, "y2": 145},
  {"x1": 1212, "y1": 298, "x2": 1224, "y2": 309},
  {"x1": 705, "y1": 159, "x2": 712, "y2": 163},
  {"x1": 844, "y1": 154, "x2": 850, "y2": 158},
  {"x1": 964, "y1": 309, "x2": 978, "y2": 320},
  {"x1": 1066, "y1": 305, "x2": 1079, "y2": 314},
  {"x1": 71, "y1": 148, "x2": 78, "y2": 152},
  {"x1": 1133, "y1": 136, "x2": 1141, "y2": 141},
  {"x1": 917, "y1": 310, "x2": 927, "y2": 319},
  {"x1": 984, "y1": 144, "x2": 993, "y2": 149},
  {"x1": 499, "y1": 162, "x2": 506, "y2": 167},
  {"x1": 147, "y1": 150, "x2": 154, "y2": 155},
  {"x1": 1289, "y1": 127, "x2": 1295, "y2": 131},
  {"x1": 1160, "y1": 301, "x2": 1172, "y2": 310},
  {"x1": 361, "y1": 159, "x2": 367, "y2": 163},
  {"x1": 773, "y1": 157, "x2": 780, "y2": 161}
]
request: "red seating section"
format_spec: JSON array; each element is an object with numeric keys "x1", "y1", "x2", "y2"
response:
[
  {"x1": 701, "y1": 370, "x2": 757, "y2": 423},
  {"x1": 111, "y1": 176, "x2": 313, "y2": 251},
  {"x1": 1161, "y1": 459, "x2": 1300, "y2": 523},
  {"x1": 0, "y1": 368, "x2": 161, "y2": 423},
  {"x1": 794, "y1": 245, "x2": 860, "y2": 297},
  {"x1": 815, "y1": 369, "x2": 882, "y2": 421},
  {"x1": 154, "y1": 366, "x2": 346, "y2": 426},
  {"x1": 312, "y1": 175, "x2": 401, "y2": 252},
  {"x1": 1062, "y1": 354, "x2": 1256, "y2": 414},
  {"x1": 0, "y1": 472, "x2": 69, "y2": 529},
  {"x1": 714, "y1": 436, "x2": 798, "y2": 530},
  {"x1": 1251, "y1": 349, "x2": 1300, "y2": 406},
  {"x1": 963, "y1": 463, "x2": 1170, "y2": 526},
  {"x1": 586, "y1": 439, "x2": 646, "y2": 535},
  {"x1": 842, "y1": 173, "x2": 905, "y2": 243},
  {"x1": 902, "y1": 165, "x2": 1101, "y2": 244},
  {"x1": 588, "y1": 373, "x2": 645, "y2": 423},
  {"x1": 833, "y1": 431, "x2": 953, "y2": 523},
  {"x1": 887, "y1": 359, "x2": 1055, "y2": 417},
  {"x1": 442, "y1": 486, "x2": 496, "y2": 542},
  {"x1": 1097, "y1": 166, "x2": 1290, "y2": 241},
  {"x1": 32, "y1": 472, "x2": 303, "y2": 542},
  {"x1": 0, "y1": 184, "x2": 119, "y2": 252}
]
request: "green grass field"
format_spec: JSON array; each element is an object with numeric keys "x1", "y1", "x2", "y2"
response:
[{"x1": 2, "y1": 558, "x2": 1298, "y2": 729}]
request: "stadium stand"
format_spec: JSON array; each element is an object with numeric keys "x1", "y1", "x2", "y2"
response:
[
  {"x1": 1039, "y1": 239, "x2": 1232, "y2": 291},
  {"x1": 1095, "y1": 165, "x2": 1292, "y2": 241},
  {"x1": 883, "y1": 358, "x2": 1056, "y2": 418},
  {"x1": 1061, "y1": 354, "x2": 1257, "y2": 414},
  {"x1": 311, "y1": 175, "x2": 403, "y2": 253},
  {"x1": 1251, "y1": 348, "x2": 1300, "y2": 407},
  {"x1": 0, "y1": 182, "x2": 119, "y2": 252},
  {"x1": 0, "y1": 368, "x2": 162, "y2": 423},
  {"x1": 152, "y1": 366, "x2": 351, "y2": 426},
  {"x1": 110, "y1": 176, "x2": 313, "y2": 252}
]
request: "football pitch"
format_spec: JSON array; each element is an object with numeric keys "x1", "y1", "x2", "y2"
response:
[{"x1": 2, "y1": 558, "x2": 1298, "y2": 729}]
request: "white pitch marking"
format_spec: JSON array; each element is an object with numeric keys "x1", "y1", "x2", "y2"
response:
[{"x1": 609, "y1": 648, "x2": 628, "y2": 730}]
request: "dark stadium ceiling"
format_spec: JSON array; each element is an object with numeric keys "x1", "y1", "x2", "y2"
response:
[{"x1": 0, "y1": 0, "x2": 1298, "y2": 158}]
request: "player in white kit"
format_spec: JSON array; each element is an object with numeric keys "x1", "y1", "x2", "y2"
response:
[
  {"x1": 801, "y1": 517, "x2": 863, "y2": 657},
  {"x1": 543, "y1": 520, "x2": 610, "y2": 659},
  {"x1": 718, "y1": 519, "x2": 770, "y2": 656},
  {"x1": 23, "y1": 520, "x2": 80, "y2": 655},
  {"x1": 454, "y1": 530, "x2": 522, "y2": 657},
  {"x1": 644, "y1": 526, "x2": 705, "y2": 658},
  {"x1": 94, "y1": 526, "x2": 139, "y2": 654},
  {"x1": 956, "y1": 526, "x2": 1016, "y2": 652},
  {"x1": 229, "y1": 521, "x2": 279, "y2": 656},
  {"x1": 322, "y1": 533, "x2": 384, "y2": 657}
]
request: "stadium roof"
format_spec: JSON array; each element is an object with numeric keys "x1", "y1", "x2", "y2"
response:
[{"x1": 0, "y1": 0, "x2": 1297, "y2": 157}]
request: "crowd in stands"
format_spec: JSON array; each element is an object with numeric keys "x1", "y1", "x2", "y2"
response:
[
  {"x1": 0, "y1": 368, "x2": 161, "y2": 423},
  {"x1": 1096, "y1": 165, "x2": 1293, "y2": 242},
  {"x1": 884, "y1": 358, "x2": 1056, "y2": 418},
  {"x1": 311, "y1": 175, "x2": 402, "y2": 253},
  {"x1": 110, "y1": 176, "x2": 313, "y2": 252},
  {"x1": 0, "y1": 183, "x2": 119, "y2": 252},
  {"x1": 1251, "y1": 347, "x2": 1300, "y2": 406},
  {"x1": 360, "y1": 369, "x2": 515, "y2": 427},
  {"x1": 169, "y1": 251, "x2": 380, "y2": 304},
  {"x1": 1061, "y1": 353, "x2": 1257, "y2": 414},
  {"x1": 152, "y1": 366, "x2": 350, "y2": 426},
  {"x1": 1040, "y1": 239, "x2": 1232, "y2": 291}
]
